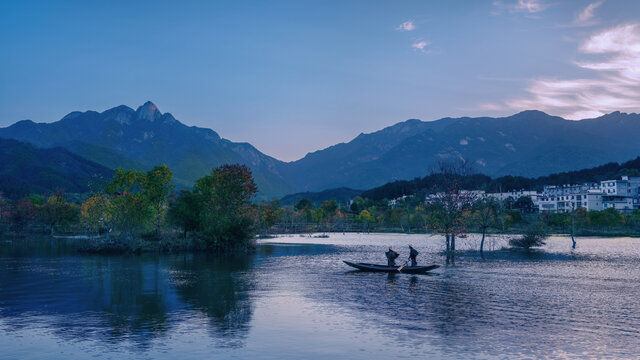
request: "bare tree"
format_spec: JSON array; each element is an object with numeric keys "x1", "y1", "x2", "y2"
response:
[
  {"x1": 426, "y1": 159, "x2": 476, "y2": 264},
  {"x1": 471, "y1": 197, "x2": 500, "y2": 257}
]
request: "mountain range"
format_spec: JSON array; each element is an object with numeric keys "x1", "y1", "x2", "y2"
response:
[{"x1": 1, "y1": 102, "x2": 640, "y2": 199}]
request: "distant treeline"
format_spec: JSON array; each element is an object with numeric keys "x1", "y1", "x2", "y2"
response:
[{"x1": 361, "y1": 156, "x2": 640, "y2": 201}]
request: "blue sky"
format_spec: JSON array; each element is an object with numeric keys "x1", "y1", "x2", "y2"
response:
[{"x1": 1, "y1": 0, "x2": 639, "y2": 161}]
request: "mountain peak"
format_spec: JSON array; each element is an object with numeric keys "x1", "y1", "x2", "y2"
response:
[{"x1": 135, "y1": 101, "x2": 161, "y2": 121}]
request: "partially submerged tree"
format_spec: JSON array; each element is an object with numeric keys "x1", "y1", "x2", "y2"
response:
[
  {"x1": 509, "y1": 222, "x2": 548, "y2": 249},
  {"x1": 427, "y1": 159, "x2": 476, "y2": 264},
  {"x1": 471, "y1": 197, "x2": 501, "y2": 256}
]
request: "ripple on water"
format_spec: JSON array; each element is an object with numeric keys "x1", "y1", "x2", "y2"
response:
[{"x1": 1, "y1": 234, "x2": 640, "y2": 359}]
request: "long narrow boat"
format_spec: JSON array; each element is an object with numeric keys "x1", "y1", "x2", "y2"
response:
[{"x1": 343, "y1": 260, "x2": 440, "y2": 274}]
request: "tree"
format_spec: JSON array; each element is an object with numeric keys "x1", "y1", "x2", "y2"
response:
[
  {"x1": 38, "y1": 192, "x2": 79, "y2": 237},
  {"x1": 295, "y1": 198, "x2": 314, "y2": 223},
  {"x1": 194, "y1": 164, "x2": 258, "y2": 249},
  {"x1": 321, "y1": 200, "x2": 338, "y2": 219},
  {"x1": 356, "y1": 209, "x2": 375, "y2": 232},
  {"x1": 81, "y1": 193, "x2": 112, "y2": 236},
  {"x1": 167, "y1": 190, "x2": 201, "y2": 238},
  {"x1": 427, "y1": 160, "x2": 476, "y2": 264},
  {"x1": 257, "y1": 199, "x2": 283, "y2": 233},
  {"x1": 514, "y1": 196, "x2": 535, "y2": 213},
  {"x1": 0, "y1": 193, "x2": 7, "y2": 231},
  {"x1": 320, "y1": 200, "x2": 338, "y2": 230},
  {"x1": 509, "y1": 222, "x2": 548, "y2": 249},
  {"x1": 143, "y1": 165, "x2": 174, "y2": 235},
  {"x1": 9, "y1": 199, "x2": 36, "y2": 234},
  {"x1": 590, "y1": 208, "x2": 625, "y2": 229},
  {"x1": 471, "y1": 198, "x2": 500, "y2": 256},
  {"x1": 105, "y1": 168, "x2": 153, "y2": 242},
  {"x1": 350, "y1": 196, "x2": 365, "y2": 214}
]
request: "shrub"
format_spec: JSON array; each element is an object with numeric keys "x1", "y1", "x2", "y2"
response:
[{"x1": 509, "y1": 223, "x2": 548, "y2": 249}]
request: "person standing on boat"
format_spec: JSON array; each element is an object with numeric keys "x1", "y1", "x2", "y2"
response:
[
  {"x1": 385, "y1": 247, "x2": 399, "y2": 267},
  {"x1": 408, "y1": 245, "x2": 419, "y2": 266}
]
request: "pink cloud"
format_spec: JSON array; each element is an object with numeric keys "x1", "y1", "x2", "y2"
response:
[
  {"x1": 396, "y1": 21, "x2": 415, "y2": 31},
  {"x1": 411, "y1": 40, "x2": 429, "y2": 52},
  {"x1": 495, "y1": 24, "x2": 640, "y2": 119}
]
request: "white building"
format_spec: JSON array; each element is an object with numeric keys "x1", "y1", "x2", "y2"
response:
[{"x1": 537, "y1": 176, "x2": 640, "y2": 213}]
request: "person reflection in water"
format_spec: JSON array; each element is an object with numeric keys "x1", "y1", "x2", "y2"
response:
[
  {"x1": 408, "y1": 245, "x2": 419, "y2": 266},
  {"x1": 385, "y1": 247, "x2": 399, "y2": 267}
]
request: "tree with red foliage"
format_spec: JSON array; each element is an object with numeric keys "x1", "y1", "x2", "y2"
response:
[{"x1": 9, "y1": 199, "x2": 37, "y2": 234}]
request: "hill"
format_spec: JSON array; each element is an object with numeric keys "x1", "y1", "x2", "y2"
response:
[
  {"x1": 360, "y1": 156, "x2": 640, "y2": 201},
  {"x1": 279, "y1": 187, "x2": 363, "y2": 206},
  {"x1": 0, "y1": 138, "x2": 114, "y2": 199}
]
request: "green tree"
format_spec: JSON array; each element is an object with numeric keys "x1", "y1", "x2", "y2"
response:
[
  {"x1": 257, "y1": 199, "x2": 283, "y2": 233},
  {"x1": 81, "y1": 193, "x2": 112, "y2": 236},
  {"x1": 194, "y1": 164, "x2": 258, "y2": 249},
  {"x1": 38, "y1": 192, "x2": 79, "y2": 237},
  {"x1": 167, "y1": 190, "x2": 202, "y2": 238},
  {"x1": 106, "y1": 168, "x2": 153, "y2": 242},
  {"x1": 590, "y1": 208, "x2": 624, "y2": 229},
  {"x1": 144, "y1": 165, "x2": 174, "y2": 235},
  {"x1": 295, "y1": 198, "x2": 314, "y2": 223},
  {"x1": 350, "y1": 196, "x2": 365, "y2": 214},
  {"x1": 356, "y1": 209, "x2": 375, "y2": 232}
]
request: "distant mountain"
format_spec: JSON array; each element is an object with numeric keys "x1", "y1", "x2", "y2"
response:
[
  {"x1": 0, "y1": 102, "x2": 292, "y2": 198},
  {"x1": 3, "y1": 103, "x2": 640, "y2": 199},
  {"x1": 283, "y1": 110, "x2": 640, "y2": 191},
  {"x1": 0, "y1": 138, "x2": 113, "y2": 199},
  {"x1": 279, "y1": 187, "x2": 363, "y2": 206}
]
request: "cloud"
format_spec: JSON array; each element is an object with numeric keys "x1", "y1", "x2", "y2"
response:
[
  {"x1": 411, "y1": 40, "x2": 429, "y2": 52},
  {"x1": 396, "y1": 21, "x2": 415, "y2": 31},
  {"x1": 499, "y1": 24, "x2": 640, "y2": 119},
  {"x1": 492, "y1": 0, "x2": 549, "y2": 14},
  {"x1": 571, "y1": 0, "x2": 605, "y2": 27}
]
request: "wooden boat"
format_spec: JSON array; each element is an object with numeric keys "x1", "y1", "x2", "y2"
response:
[{"x1": 343, "y1": 260, "x2": 440, "y2": 274}]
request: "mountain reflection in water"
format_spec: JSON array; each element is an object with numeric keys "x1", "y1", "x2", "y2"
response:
[{"x1": 1, "y1": 233, "x2": 640, "y2": 359}]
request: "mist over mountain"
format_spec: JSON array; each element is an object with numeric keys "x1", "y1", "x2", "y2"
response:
[{"x1": 1, "y1": 102, "x2": 639, "y2": 199}]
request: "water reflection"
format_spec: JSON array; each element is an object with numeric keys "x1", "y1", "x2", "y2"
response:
[
  {"x1": 169, "y1": 254, "x2": 254, "y2": 347},
  {"x1": 2, "y1": 234, "x2": 640, "y2": 359},
  {"x1": 0, "y1": 239, "x2": 256, "y2": 350}
]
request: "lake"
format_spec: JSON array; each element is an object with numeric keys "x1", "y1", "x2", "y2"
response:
[{"x1": 1, "y1": 233, "x2": 640, "y2": 359}]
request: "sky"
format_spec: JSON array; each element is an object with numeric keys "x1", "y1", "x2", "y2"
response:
[{"x1": 1, "y1": 0, "x2": 640, "y2": 161}]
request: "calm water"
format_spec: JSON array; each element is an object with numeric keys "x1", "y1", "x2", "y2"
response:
[{"x1": 1, "y1": 233, "x2": 640, "y2": 359}]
